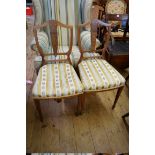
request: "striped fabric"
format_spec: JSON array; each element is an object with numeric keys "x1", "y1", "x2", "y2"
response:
[
  {"x1": 31, "y1": 31, "x2": 49, "y2": 53},
  {"x1": 32, "y1": 63, "x2": 83, "y2": 97},
  {"x1": 80, "y1": 0, "x2": 93, "y2": 23},
  {"x1": 32, "y1": 0, "x2": 43, "y2": 25},
  {"x1": 83, "y1": 0, "x2": 93, "y2": 24},
  {"x1": 40, "y1": 0, "x2": 81, "y2": 45},
  {"x1": 83, "y1": 52, "x2": 100, "y2": 58},
  {"x1": 80, "y1": 31, "x2": 101, "y2": 51},
  {"x1": 37, "y1": 0, "x2": 93, "y2": 45},
  {"x1": 78, "y1": 59, "x2": 125, "y2": 91}
]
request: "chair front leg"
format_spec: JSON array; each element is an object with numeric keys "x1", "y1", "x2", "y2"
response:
[
  {"x1": 76, "y1": 94, "x2": 82, "y2": 116},
  {"x1": 34, "y1": 99, "x2": 43, "y2": 122},
  {"x1": 81, "y1": 93, "x2": 85, "y2": 112},
  {"x1": 112, "y1": 86, "x2": 124, "y2": 109},
  {"x1": 55, "y1": 99, "x2": 62, "y2": 103}
]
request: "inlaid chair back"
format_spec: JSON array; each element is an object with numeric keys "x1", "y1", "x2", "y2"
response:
[
  {"x1": 77, "y1": 19, "x2": 111, "y2": 64},
  {"x1": 33, "y1": 20, "x2": 73, "y2": 68}
]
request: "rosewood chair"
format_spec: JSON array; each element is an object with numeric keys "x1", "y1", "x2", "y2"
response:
[
  {"x1": 32, "y1": 20, "x2": 84, "y2": 122},
  {"x1": 77, "y1": 19, "x2": 126, "y2": 112}
]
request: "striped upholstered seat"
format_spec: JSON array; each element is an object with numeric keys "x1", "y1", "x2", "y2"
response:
[
  {"x1": 78, "y1": 59, "x2": 125, "y2": 91},
  {"x1": 33, "y1": 63, "x2": 83, "y2": 98}
]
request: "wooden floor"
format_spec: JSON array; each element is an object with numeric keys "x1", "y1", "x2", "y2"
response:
[{"x1": 26, "y1": 17, "x2": 129, "y2": 154}]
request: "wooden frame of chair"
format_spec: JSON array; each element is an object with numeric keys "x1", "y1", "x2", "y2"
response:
[
  {"x1": 33, "y1": 20, "x2": 83, "y2": 122},
  {"x1": 77, "y1": 19, "x2": 125, "y2": 112},
  {"x1": 91, "y1": 4, "x2": 106, "y2": 48}
]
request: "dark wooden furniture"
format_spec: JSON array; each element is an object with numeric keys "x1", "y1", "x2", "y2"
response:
[
  {"x1": 92, "y1": 0, "x2": 129, "y2": 69},
  {"x1": 105, "y1": 14, "x2": 129, "y2": 69},
  {"x1": 122, "y1": 112, "x2": 129, "y2": 131}
]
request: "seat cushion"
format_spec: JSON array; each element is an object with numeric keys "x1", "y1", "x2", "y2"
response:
[
  {"x1": 78, "y1": 59, "x2": 125, "y2": 91},
  {"x1": 32, "y1": 63, "x2": 83, "y2": 97}
]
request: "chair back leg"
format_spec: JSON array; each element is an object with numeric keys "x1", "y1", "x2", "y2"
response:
[
  {"x1": 76, "y1": 94, "x2": 82, "y2": 116},
  {"x1": 81, "y1": 93, "x2": 85, "y2": 112},
  {"x1": 112, "y1": 86, "x2": 124, "y2": 109},
  {"x1": 34, "y1": 99, "x2": 43, "y2": 122}
]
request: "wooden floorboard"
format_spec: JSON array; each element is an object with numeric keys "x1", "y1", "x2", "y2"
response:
[
  {"x1": 59, "y1": 115, "x2": 77, "y2": 152},
  {"x1": 30, "y1": 119, "x2": 42, "y2": 152},
  {"x1": 73, "y1": 114, "x2": 95, "y2": 152},
  {"x1": 40, "y1": 117, "x2": 60, "y2": 152},
  {"x1": 26, "y1": 18, "x2": 129, "y2": 153},
  {"x1": 86, "y1": 111, "x2": 113, "y2": 153}
]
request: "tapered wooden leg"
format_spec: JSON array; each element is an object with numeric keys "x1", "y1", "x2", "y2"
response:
[
  {"x1": 122, "y1": 112, "x2": 129, "y2": 118},
  {"x1": 81, "y1": 93, "x2": 85, "y2": 112},
  {"x1": 112, "y1": 86, "x2": 124, "y2": 109},
  {"x1": 34, "y1": 99, "x2": 43, "y2": 122},
  {"x1": 75, "y1": 95, "x2": 81, "y2": 116},
  {"x1": 122, "y1": 112, "x2": 129, "y2": 131},
  {"x1": 125, "y1": 75, "x2": 129, "y2": 86},
  {"x1": 55, "y1": 99, "x2": 62, "y2": 103}
]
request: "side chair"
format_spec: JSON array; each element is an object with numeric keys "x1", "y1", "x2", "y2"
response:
[
  {"x1": 77, "y1": 19, "x2": 126, "y2": 112},
  {"x1": 32, "y1": 20, "x2": 84, "y2": 122}
]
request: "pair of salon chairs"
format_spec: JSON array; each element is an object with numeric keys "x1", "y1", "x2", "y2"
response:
[{"x1": 32, "y1": 19, "x2": 125, "y2": 122}]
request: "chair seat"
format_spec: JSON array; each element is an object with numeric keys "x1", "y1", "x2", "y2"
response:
[
  {"x1": 32, "y1": 63, "x2": 83, "y2": 97},
  {"x1": 78, "y1": 58, "x2": 125, "y2": 91}
]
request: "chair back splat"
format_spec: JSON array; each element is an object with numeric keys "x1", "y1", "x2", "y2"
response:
[
  {"x1": 49, "y1": 20, "x2": 58, "y2": 56},
  {"x1": 33, "y1": 20, "x2": 73, "y2": 68},
  {"x1": 91, "y1": 20, "x2": 98, "y2": 51}
]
